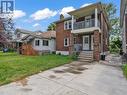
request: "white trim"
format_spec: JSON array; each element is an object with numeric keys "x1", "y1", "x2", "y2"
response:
[
  {"x1": 95, "y1": 8, "x2": 98, "y2": 27},
  {"x1": 83, "y1": 36, "x2": 90, "y2": 50},
  {"x1": 72, "y1": 15, "x2": 74, "y2": 30},
  {"x1": 71, "y1": 27, "x2": 101, "y2": 34},
  {"x1": 56, "y1": 51, "x2": 69, "y2": 55},
  {"x1": 64, "y1": 20, "x2": 72, "y2": 30},
  {"x1": 64, "y1": 38, "x2": 69, "y2": 47},
  {"x1": 91, "y1": 35, "x2": 94, "y2": 50}
]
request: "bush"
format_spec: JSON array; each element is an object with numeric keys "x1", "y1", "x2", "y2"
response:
[
  {"x1": 8, "y1": 48, "x2": 15, "y2": 52},
  {"x1": 70, "y1": 52, "x2": 78, "y2": 61},
  {"x1": 122, "y1": 64, "x2": 127, "y2": 79},
  {"x1": 52, "y1": 51, "x2": 56, "y2": 54}
]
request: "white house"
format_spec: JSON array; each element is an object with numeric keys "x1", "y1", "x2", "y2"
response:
[{"x1": 21, "y1": 31, "x2": 56, "y2": 54}]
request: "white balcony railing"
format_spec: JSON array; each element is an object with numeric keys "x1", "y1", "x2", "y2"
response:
[{"x1": 73, "y1": 19, "x2": 99, "y2": 30}]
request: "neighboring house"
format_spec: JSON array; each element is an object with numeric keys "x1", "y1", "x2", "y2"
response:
[
  {"x1": 55, "y1": 2, "x2": 110, "y2": 61},
  {"x1": 22, "y1": 31, "x2": 56, "y2": 54},
  {"x1": 120, "y1": 0, "x2": 127, "y2": 54},
  {"x1": 14, "y1": 29, "x2": 56, "y2": 55}
]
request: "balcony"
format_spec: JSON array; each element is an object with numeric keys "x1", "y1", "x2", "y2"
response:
[{"x1": 73, "y1": 19, "x2": 100, "y2": 30}]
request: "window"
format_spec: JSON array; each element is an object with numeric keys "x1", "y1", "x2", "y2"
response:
[
  {"x1": 64, "y1": 22, "x2": 68, "y2": 30},
  {"x1": 84, "y1": 37, "x2": 89, "y2": 44},
  {"x1": 35, "y1": 40, "x2": 40, "y2": 46},
  {"x1": 68, "y1": 21, "x2": 72, "y2": 29},
  {"x1": 43, "y1": 40, "x2": 49, "y2": 46},
  {"x1": 74, "y1": 37, "x2": 76, "y2": 44},
  {"x1": 64, "y1": 38, "x2": 69, "y2": 47},
  {"x1": 64, "y1": 20, "x2": 72, "y2": 30}
]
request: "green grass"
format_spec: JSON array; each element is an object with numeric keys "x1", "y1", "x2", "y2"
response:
[
  {"x1": 122, "y1": 64, "x2": 127, "y2": 79},
  {"x1": 0, "y1": 52, "x2": 73, "y2": 85}
]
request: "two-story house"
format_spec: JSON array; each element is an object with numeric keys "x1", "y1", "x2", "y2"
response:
[
  {"x1": 55, "y1": 2, "x2": 110, "y2": 61},
  {"x1": 120, "y1": 0, "x2": 127, "y2": 54}
]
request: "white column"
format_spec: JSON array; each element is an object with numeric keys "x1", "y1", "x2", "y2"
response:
[
  {"x1": 71, "y1": 15, "x2": 74, "y2": 30},
  {"x1": 95, "y1": 8, "x2": 98, "y2": 27}
]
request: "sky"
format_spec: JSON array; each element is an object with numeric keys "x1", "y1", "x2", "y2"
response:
[{"x1": 13, "y1": 0, "x2": 120, "y2": 31}]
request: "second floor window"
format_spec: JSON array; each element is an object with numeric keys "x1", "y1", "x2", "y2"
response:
[
  {"x1": 35, "y1": 40, "x2": 40, "y2": 46},
  {"x1": 64, "y1": 20, "x2": 72, "y2": 30},
  {"x1": 43, "y1": 40, "x2": 49, "y2": 46}
]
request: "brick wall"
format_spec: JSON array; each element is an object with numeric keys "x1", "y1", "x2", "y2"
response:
[
  {"x1": 100, "y1": 12, "x2": 109, "y2": 52},
  {"x1": 56, "y1": 21, "x2": 71, "y2": 51},
  {"x1": 93, "y1": 30, "x2": 100, "y2": 61}
]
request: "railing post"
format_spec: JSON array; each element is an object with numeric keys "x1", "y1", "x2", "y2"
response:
[
  {"x1": 95, "y1": 8, "x2": 98, "y2": 27},
  {"x1": 72, "y1": 15, "x2": 74, "y2": 30}
]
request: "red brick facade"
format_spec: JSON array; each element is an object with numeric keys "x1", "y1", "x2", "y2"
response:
[
  {"x1": 56, "y1": 21, "x2": 71, "y2": 51},
  {"x1": 55, "y1": 4, "x2": 109, "y2": 61},
  {"x1": 93, "y1": 30, "x2": 100, "y2": 61}
]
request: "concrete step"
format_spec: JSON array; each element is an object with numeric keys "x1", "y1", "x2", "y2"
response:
[
  {"x1": 78, "y1": 57, "x2": 93, "y2": 60},
  {"x1": 78, "y1": 51, "x2": 93, "y2": 62},
  {"x1": 79, "y1": 59, "x2": 93, "y2": 62}
]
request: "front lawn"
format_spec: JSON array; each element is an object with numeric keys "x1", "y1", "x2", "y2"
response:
[
  {"x1": 123, "y1": 64, "x2": 127, "y2": 79},
  {"x1": 0, "y1": 52, "x2": 73, "y2": 85}
]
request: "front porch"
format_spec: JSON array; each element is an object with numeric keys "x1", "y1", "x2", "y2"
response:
[{"x1": 71, "y1": 30, "x2": 101, "y2": 61}]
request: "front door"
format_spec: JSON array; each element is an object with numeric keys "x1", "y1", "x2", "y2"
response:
[{"x1": 83, "y1": 36, "x2": 89, "y2": 50}]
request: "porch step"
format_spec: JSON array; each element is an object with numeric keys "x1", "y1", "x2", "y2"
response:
[{"x1": 78, "y1": 51, "x2": 93, "y2": 62}]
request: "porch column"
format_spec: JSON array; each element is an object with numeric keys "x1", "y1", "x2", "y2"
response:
[
  {"x1": 95, "y1": 8, "x2": 98, "y2": 27},
  {"x1": 93, "y1": 30, "x2": 100, "y2": 61},
  {"x1": 71, "y1": 15, "x2": 74, "y2": 30}
]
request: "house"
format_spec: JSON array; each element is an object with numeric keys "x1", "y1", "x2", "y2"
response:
[
  {"x1": 120, "y1": 0, "x2": 127, "y2": 54},
  {"x1": 14, "y1": 29, "x2": 56, "y2": 55},
  {"x1": 55, "y1": 2, "x2": 110, "y2": 61}
]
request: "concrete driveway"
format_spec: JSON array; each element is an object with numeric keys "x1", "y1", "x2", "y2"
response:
[{"x1": 0, "y1": 57, "x2": 127, "y2": 95}]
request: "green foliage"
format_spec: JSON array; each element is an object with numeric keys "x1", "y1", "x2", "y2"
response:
[
  {"x1": 104, "y1": 3, "x2": 121, "y2": 52},
  {"x1": 0, "y1": 52, "x2": 73, "y2": 85},
  {"x1": 70, "y1": 52, "x2": 79, "y2": 61},
  {"x1": 109, "y1": 37, "x2": 122, "y2": 53},
  {"x1": 105, "y1": 3, "x2": 120, "y2": 38},
  {"x1": 8, "y1": 48, "x2": 15, "y2": 52},
  {"x1": 122, "y1": 64, "x2": 127, "y2": 79},
  {"x1": 47, "y1": 23, "x2": 56, "y2": 31}
]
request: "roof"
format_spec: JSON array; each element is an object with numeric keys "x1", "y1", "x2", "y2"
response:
[
  {"x1": 22, "y1": 31, "x2": 56, "y2": 41},
  {"x1": 54, "y1": 2, "x2": 110, "y2": 29},
  {"x1": 41, "y1": 31, "x2": 56, "y2": 38},
  {"x1": 54, "y1": 17, "x2": 71, "y2": 24}
]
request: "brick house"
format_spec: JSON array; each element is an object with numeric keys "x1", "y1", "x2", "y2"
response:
[
  {"x1": 55, "y1": 2, "x2": 110, "y2": 61},
  {"x1": 120, "y1": 0, "x2": 127, "y2": 54}
]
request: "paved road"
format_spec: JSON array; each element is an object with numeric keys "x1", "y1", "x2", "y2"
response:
[{"x1": 0, "y1": 59, "x2": 127, "y2": 95}]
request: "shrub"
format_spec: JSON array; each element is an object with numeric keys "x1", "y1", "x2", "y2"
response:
[
  {"x1": 122, "y1": 64, "x2": 127, "y2": 79},
  {"x1": 52, "y1": 51, "x2": 56, "y2": 54},
  {"x1": 8, "y1": 48, "x2": 15, "y2": 52},
  {"x1": 70, "y1": 52, "x2": 78, "y2": 61}
]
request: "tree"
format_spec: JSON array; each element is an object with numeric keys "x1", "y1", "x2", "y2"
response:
[
  {"x1": 47, "y1": 23, "x2": 56, "y2": 31},
  {"x1": 104, "y1": 3, "x2": 120, "y2": 40},
  {"x1": 103, "y1": 3, "x2": 121, "y2": 52}
]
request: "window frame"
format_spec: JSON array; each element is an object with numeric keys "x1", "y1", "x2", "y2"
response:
[
  {"x1": 35, "y1": 40, "x2": 40, "y2": 46},
  {"x1": 64, "y1": 20, "x2": 72, "y2": 30},
  {"x1": 64, "y1": 38, "x2": 69, "y2": 47},
  {"x1": 43, "y1": 39, "x2": 49, "y2": 46}
]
